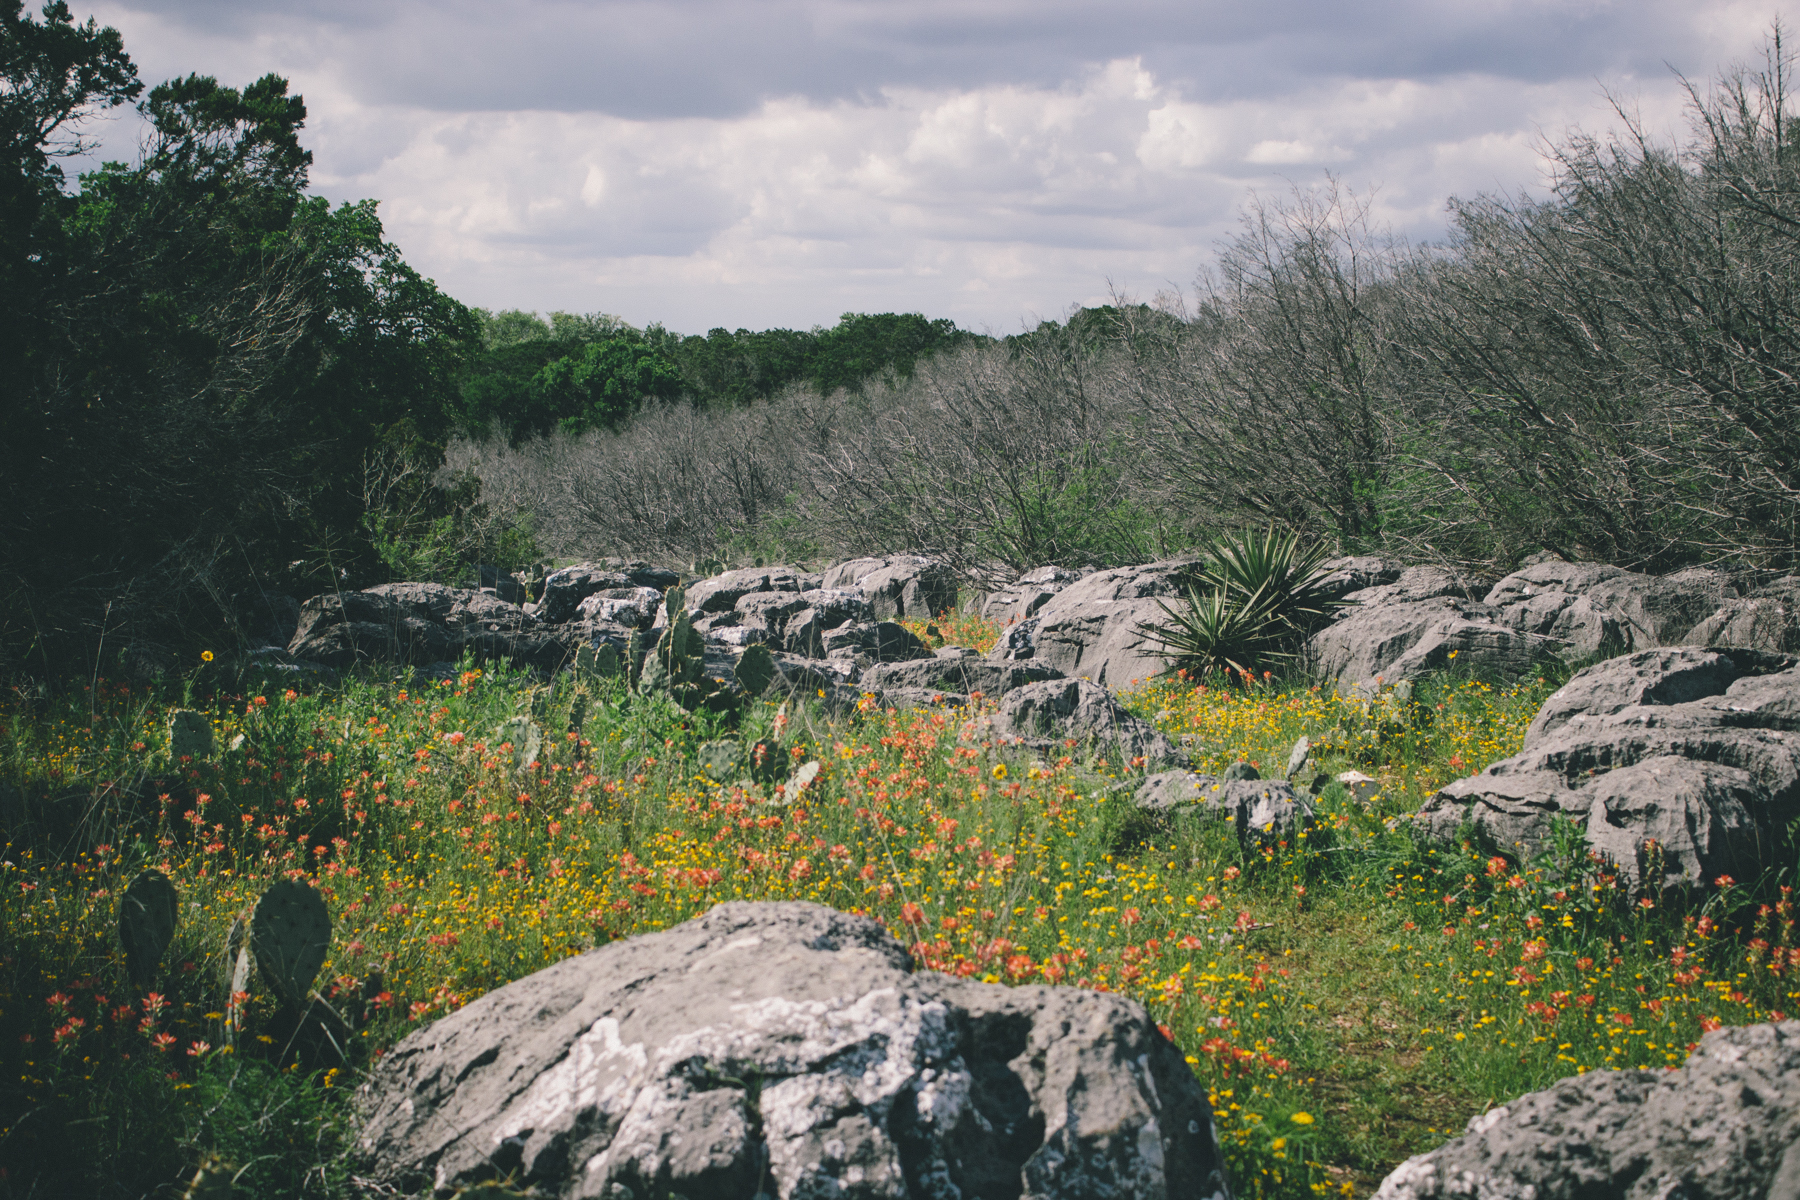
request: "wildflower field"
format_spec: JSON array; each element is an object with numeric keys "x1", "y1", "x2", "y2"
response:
[{"x1": 2, "y1": 642, "x2": 1795, "y2": 1198}]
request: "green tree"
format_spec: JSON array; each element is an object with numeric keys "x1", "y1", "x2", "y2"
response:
[
  {"x1": 531, "y1": 337, "x2": 682, "y2": 433},
  {"x1": 1, "y1": 20, "x2": 477, "y2": 671}
]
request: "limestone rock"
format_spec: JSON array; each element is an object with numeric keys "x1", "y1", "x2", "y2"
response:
[
  {"x1": 982, "y1": 565, "x2": 1085, "y2": 624},
  {"x1": 1415, "y1": 647, "x2": 1800, "y2": 894},
  {"x1": 820, "y1": 555, "x2": 959, "y2": 620},
  {"x1": 990, "y1": 560, "x2": 1197, "y2": 689},
  {"x1": 861, "y1": 657, "x2": 1065, "y2": 700},
  {"x1": 684, "y1": 566, "x2": 820, "y2": 615},
  {"x1": 1307, "y1": 596, "x2": 1544, "y2": 693},
  {"x1": 995, "y1": 678, "x2": 1183, "y2": 764},
  {"x1": 1136, "y1": 770, "x2": 1313, "y2": 849},
  {"x1": 289, "y1": 583, "x2": 569, "y2": 671},
  {"x1": 355, "y1": 901, "x2": 1231, "y2": 1200},
  {"x1": 539, "y1": 562, "x2": 678, "y2": 624},
  {"x1": 1374, "y1": 1020, "x2": 1800, "y2": 1200}
]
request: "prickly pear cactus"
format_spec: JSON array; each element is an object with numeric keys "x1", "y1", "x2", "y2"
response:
[
  {"x1": 492, "y1": 716, "x2": 541, "y2": 772},
  {"x1": 119, "y1": 869, "x2": 180, "y2": 988},
  {"x1": 664, "y1": 585, "x2": 687, "y2": 618},
  {"x1": 250, "y1": 879, "x2": 331, "y2": 1009},
  {"x1": 771, "y1": 758, "x2": 821, "y2": 805},
  {"x1": 224, "y1": 905, "x2": 255, "y2": 1043},
  {"x1": 732, "y1": 643, "x2": 777, "y2": 698},
  {"x1": 573, "y1": 642, "x2": 620, "y2": 679},
  {"x1": 748, "y1": 738, "x2": 790, "y2": 786},
  {"x1": 626, "y1": 628, "x2": 650, "y2": 689},
  {"x1": 697, "y1": 740, "x2": 742, "y2": 780},
  {"x1": 167, "y1": 709, "x2": 213, "y2": 762}
]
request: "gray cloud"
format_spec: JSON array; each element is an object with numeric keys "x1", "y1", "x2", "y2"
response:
[{"x1": 77, "y1": 1, "x2": 1787, "y2": 331}]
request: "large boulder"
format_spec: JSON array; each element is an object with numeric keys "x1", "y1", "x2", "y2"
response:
[
  {"x1": 355, "y1": 902, "x2": 1229, "y2": 1200},
  {"x1": 1374, "y1": 1020, "x2": 1800, "y2": 1200},
  {"x1": 684, "y1": 566, "x2": 821, "y2": 615},
  {"x1": 990, "y1": 560, "x2": 1196, "y2": 690},
  {"x1": 862, "y1": 651, "x2": 1065, "y2": 701},
  {"x1": 1307, "y1": 559, "x2": 1748, "y2": 692},
  {"x1": 289, "y1": 583, "x2": 569, "y2": 671},
  {"x1": 1484, "y1": 561, "x2": 1736, "y2": 660},
  {"x1": 1688, "y1": 576, "x2": 1800, "y2": 654},
  {"x1": 540, "y1": 561, "x2": 679, "y2": 624},
  {"x1": 1136, "y1": 770, "x2": 1314, "y2": 850},
  {"x1": 1414, "y1": 647, "x2": 1800, "y2": 894},
  {"x1": 982, "y1": 565, "x2": 1086, "y2": 625},
  {"x1": 995, "y1": 678, "x2": 1183, "y2": 764},
  {"x1": 1307, "y1": 596, "x2": 1546, "y2": 694},
  {"x1": 821, "y1": 555, "x2": 960, "y2": 621}
]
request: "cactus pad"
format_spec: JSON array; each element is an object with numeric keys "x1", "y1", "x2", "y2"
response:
[
  {"x1": 166, "y1": 709, "x2": 213, "y2": 762},
  {"x1": 732, "y1": 643, "x2": 777, "y2": 698},
  {"x1": 697, "y1": 740, "x2": 742, "y2": 780},
  {"x1": 492, "y1": 716, "x2": 541, "y2": 772},
  {"x1": 119, "y1": 869, "x2": 180, "y2": 988},
  {"x1": 748, "y1": 738, "x2": 790, "y2": 786},
  {"x1": 251, "y1": 879, "x2": 331, "y2": 1008},
  {"x1": 573, "y1": 642, "x2": 620, "y2": 679}
]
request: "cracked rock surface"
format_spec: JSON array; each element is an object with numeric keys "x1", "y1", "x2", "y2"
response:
[
  {"x1": 356, "y1": 902, "x2": 1230, "y2": 1200},
  {"x1": 1414, "y1": 647, "x2": 1800, "y2": 894},
  {"x1": 1374, "y1": 1020, "x2": 1800, "y2": 1200}
]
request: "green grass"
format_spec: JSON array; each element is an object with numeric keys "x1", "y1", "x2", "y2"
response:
[{"x1": 1, "y1": 651, "x2": 1794, "y2": 1198}]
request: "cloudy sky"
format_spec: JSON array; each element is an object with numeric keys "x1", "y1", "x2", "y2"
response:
[{"x1": 77, "y1": 0, "x2": 1782, "y2": 334}]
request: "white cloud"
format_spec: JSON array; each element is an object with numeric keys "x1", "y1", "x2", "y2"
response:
[{"x1": 75, "y1": 0, "x2": 1786, "y2": 332}]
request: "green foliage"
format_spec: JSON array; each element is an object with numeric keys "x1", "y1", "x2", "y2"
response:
[
  {"x1": 530, "y1": 337, "x2": 683, "y2": 435},
  {"x1": 1, "y1": 26, "x2": 480, "y2": 670},
  {"x1": 1137, "y1": 527, "x2": 1347, "y2": 682}
]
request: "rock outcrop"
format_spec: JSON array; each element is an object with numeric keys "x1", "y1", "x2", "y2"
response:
[
  {"x1": 989, "y1": 560, "x2": 1197, "y2": 690},
  {"x1": 1375, "y1": 1019, "x2": 1800, "y2": 1200},
  {"x1": 861, "y1": 649, "x2": 1066, "y2": 707},
  {"x1": 1307, "y1": 557, "x2": 1753, "y2": 693},
  {"x1": 539, "y1": 561, "x2": 680, "y2": 623},
  {"x1": 820, "y1": 556, "x2": 959, "y2": 621},
  {"x1": 1414, "y1": 646, "x2": 1800, "y2": 894},
  {"x1": 287, "y1": 583, "x2": 570, "y2": 672},
  {"x1": 356, "y1": 901, "x2": 1231, "y2": 1200},
  {"x1": 994, "y1": 678, "x2": 1183, "y2": 764},
  {"x1": 1136, "y1": 770, "x2": 1314, "y2": 850}
]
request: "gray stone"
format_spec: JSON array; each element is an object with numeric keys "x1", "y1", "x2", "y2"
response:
[
  {"x1": 1307, "y1": 596, "x2": 1546, "y2": 693},
  {"x1": 982, "y1": 565, "x2": 1085, "y2": 624},
  {"x1": 990, "y1": 560, "x2": 1198, "y2": 689},
  {"x1": 733, "y1": 590, "x2": 816, "y2": 648},
  {"x1": 861, "y1": 658, "x2": 1065, "y2": 699},
  {"x1": 990, "y1": 617, "x2": 1042, "y2": 661},
  {"x1": 1689, "y1": 577, "x2": 1800, "y2": 655},
  {"x1": 574, "y1": 586, "x2": 663, "y2": 630},
  {"x1": 355, "y1": 901, "x2": 1230, "y2": 1200},
  {"x1": 684, "y1": 566, "x2": 820, "y2": 615},
  {"x1": 821, "y1": 555, "x2": 959, "y2": 620},
  {"x1": 539, "y1": 562, "x2": 677, "y2": 624},
  {"x1": 1374, "y1": 1019, "x2": 1800, "y2": 1200},
  {"x1": 995, "y1": 678, "x2": 1183, "y2": 764},
  {"x1": 1223, "y1": 761, "x2": 1261, "y2": 782},
  {"x1": 1341, "y1": 565, "x2": 1486, "y2": 607},
  {"x1": 1415, "y1": 647, "x2": 1800, "y2": 894},
  {"x1": 289, "y1": 583, "x2": 571, "y2": 671},
  {"x1": 1135, "y1": 770, "x2": 1314, "y2": 848},
  {"x1": 1285, "y1": 736, "x2": 1311, "y2": 779},
  {"x1": 1484, "y1": 561, "x2": 1737, "y2": 657},
  {"x1": 1315, "y1": 556, "x2": 1407, "y2": 596},
  {"x1": 1310, "y1": 559, "x2": 1749, "y2": 693}
]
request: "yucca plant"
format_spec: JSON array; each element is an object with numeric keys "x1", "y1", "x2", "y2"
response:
[{"x1": 1136, "y1": 526, "x2": 1346, "y2": 683}]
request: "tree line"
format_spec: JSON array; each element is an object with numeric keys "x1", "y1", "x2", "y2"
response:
[
  {"x1": 0, "y1": 1, "x2": 981, "y2": 674},
  {"x1": 456, "y1": 33, "x2": 1800, "y2": 584}
]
